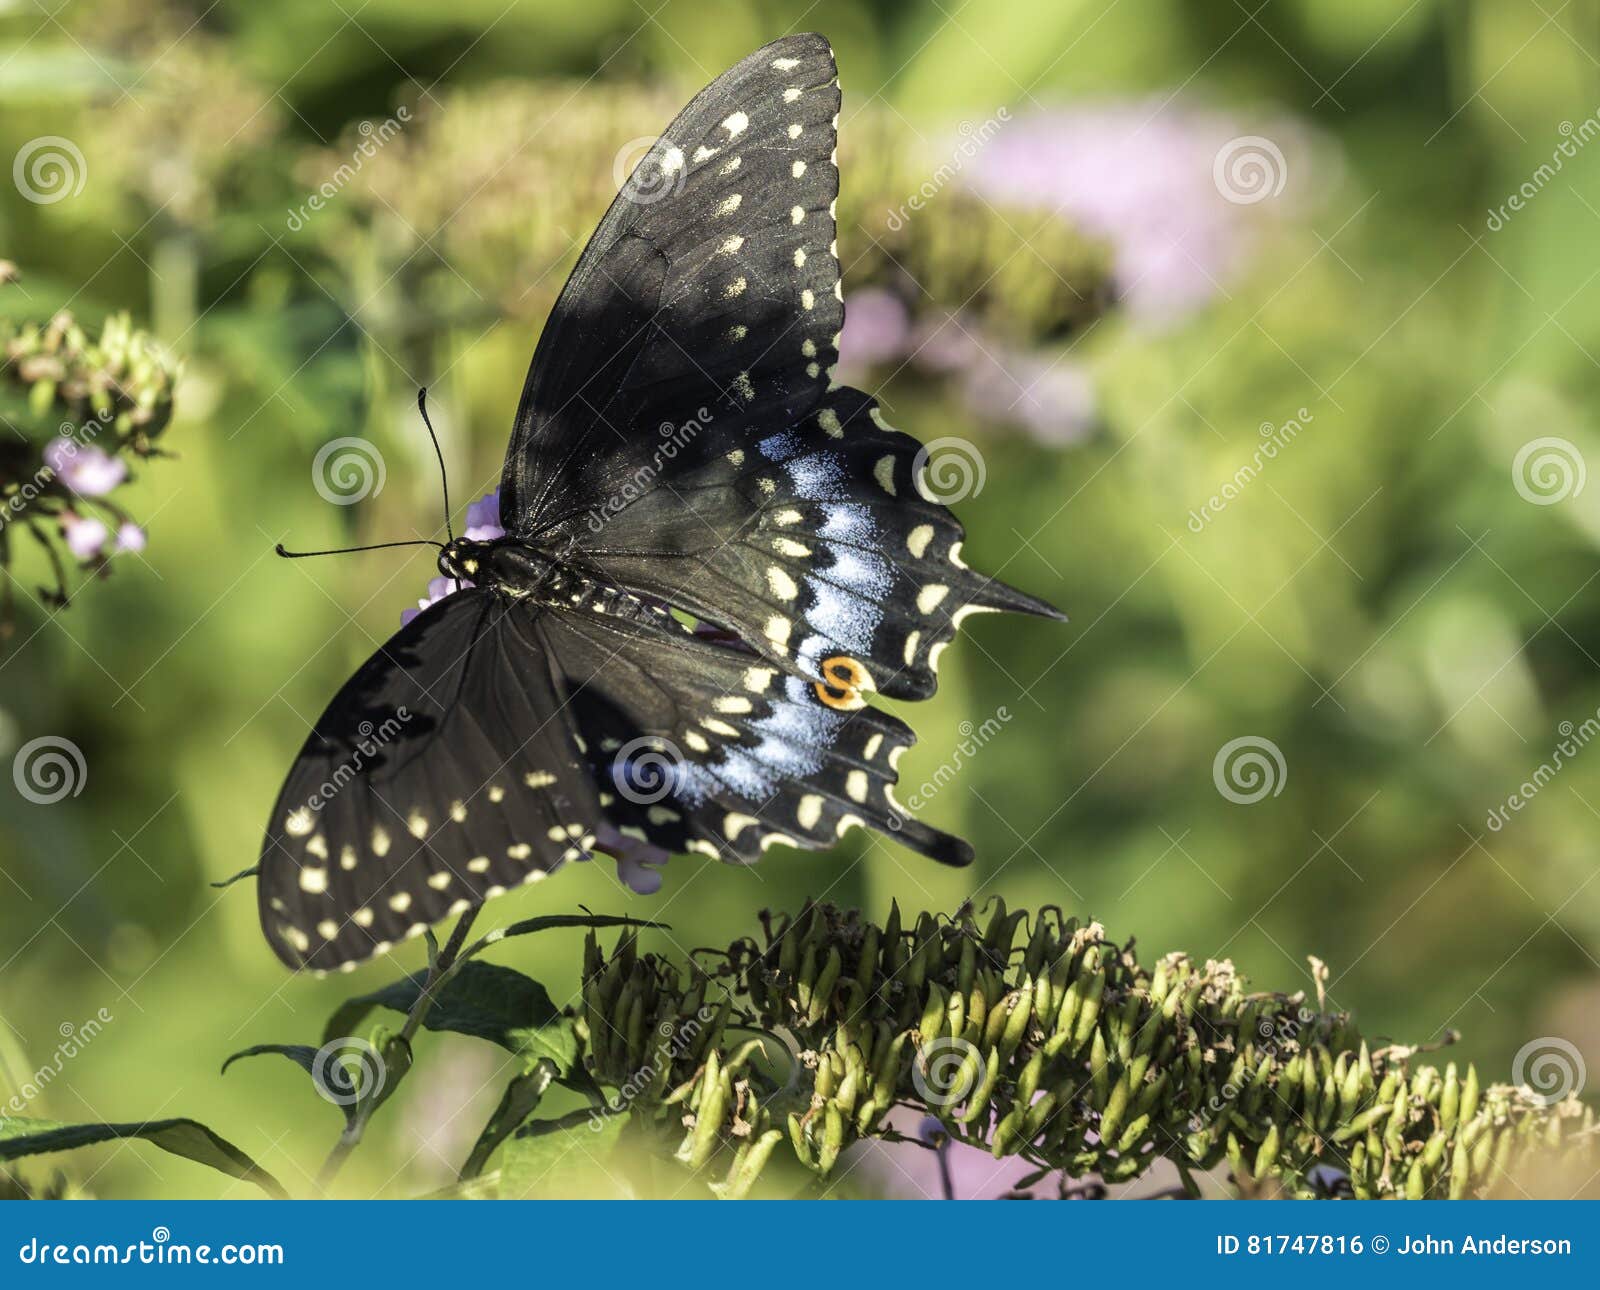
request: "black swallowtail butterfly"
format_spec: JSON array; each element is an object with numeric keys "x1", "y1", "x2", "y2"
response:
[{"x1": 259, "y1": 33, "x2": 1064, "y2": 972}]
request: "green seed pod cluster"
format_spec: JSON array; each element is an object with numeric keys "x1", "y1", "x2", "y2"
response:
[
  {"x1": 2, "y1": 309, "x2": 179, "y2": 447},
  {"x1": 575, "y1": 903, "x2": 1597, "y2": 1199}
]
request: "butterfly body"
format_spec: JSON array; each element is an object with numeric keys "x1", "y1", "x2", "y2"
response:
[{"x1": 258, "y1": 33, "x2": 1065, "y2": 973}]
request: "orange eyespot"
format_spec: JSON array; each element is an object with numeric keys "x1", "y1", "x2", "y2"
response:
[{"x1": 814, "y1": 656, "x2": 872, "y2": 710}]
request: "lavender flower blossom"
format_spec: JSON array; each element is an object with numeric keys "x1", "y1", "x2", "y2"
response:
[
  {"x1": 837, "y1": 287, "x2": 912, "y2": 375},
  {"x1": 116, "y1": 522, "x2": 146, "y2": 553},
  {"x1": 44, "y1": 439, "x2": 128, "y2": 497},
  {"x1": 60, "y1": 514, "x2": 108, "y2": 561}
]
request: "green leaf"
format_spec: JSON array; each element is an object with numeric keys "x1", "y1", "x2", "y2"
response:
[
  {"x1": 458, "y1": 1061, "x2": 557, "y2": 1181},
  {"x1": 0, "y1": 1117, "x2": 286, "y2": 1198},
  {"x1": 323, "y1": 960, "x2": 578, "y2": 1075},
  {"x1": 499, "y1": 1109, "x2": 630, "y2": 1198},
  {"x1": 488, "y1": 913, "x2": 665, "y2": 943}
]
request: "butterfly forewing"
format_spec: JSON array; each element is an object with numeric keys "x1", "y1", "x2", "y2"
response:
[{"x1": 257, "y1": 591, "x2": 600, "y2": 972}]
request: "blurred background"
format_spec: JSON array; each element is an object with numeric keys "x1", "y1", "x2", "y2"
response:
[{"x1": 3, "y1": 0, "x2": 1600, "y2": 1199}]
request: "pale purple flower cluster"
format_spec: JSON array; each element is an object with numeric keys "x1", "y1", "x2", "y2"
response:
[
  {"x1": 44, "y1": 438, "x2": 146, "y2": 562},
  {"x1": 402, "y1": 489, "x2": 673, "y2": 895}
]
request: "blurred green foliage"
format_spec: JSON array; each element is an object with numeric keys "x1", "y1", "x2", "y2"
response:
[{"x1": 1, "y1": 0, "x2": 1598, "y2": 1198}]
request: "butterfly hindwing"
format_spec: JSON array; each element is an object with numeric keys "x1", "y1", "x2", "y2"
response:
[
  {"x1": 257, "y1": 590, "x2": 599, "y2": 972},
  {"x1": 537, "y1": 603, "x2": 972, "y2": 867}
]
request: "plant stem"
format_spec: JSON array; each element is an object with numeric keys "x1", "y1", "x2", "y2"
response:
[{"x1": 314, "y1": 908, "x2": 479, "y2": 1193}]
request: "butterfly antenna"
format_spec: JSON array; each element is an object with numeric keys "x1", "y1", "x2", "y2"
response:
[
  {"x1": 275, "y1": 539, "x2": 444, "y2": 559},
  {"x1": 417, "y1": 386, "x2": 454, "y2": 543}
]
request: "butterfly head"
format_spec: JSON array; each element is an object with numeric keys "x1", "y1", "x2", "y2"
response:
[
  {"x1": 438, "y1": 537, "x2": 493, "y2": 584},
  {"x1": 438, "y1": 536, "x2": 554, "y2": 592}
]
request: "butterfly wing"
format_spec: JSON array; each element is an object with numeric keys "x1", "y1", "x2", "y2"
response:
[
  {"x1": 257, "y1": 589, "x2": 599, "y2": 972},
  {"x1": 538, "y1": 602, "x2": 972, "y2": 867},
  {"x1": 498, "y1": 31, "x2": 845, "y2": 540}
]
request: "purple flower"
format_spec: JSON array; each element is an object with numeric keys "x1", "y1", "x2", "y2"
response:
[
  {"x1": 962, "y1": 349, "x2": 1097, "y2": 444},
  {"x1": 464, "y1": 490, "x2": 504, "y2": 541},
  {"x1": 839, "y1": 288, "x2": 912, "y2": 374},
  {"x1": 115, "y1": 522, "x2": 146, "y2": 553},
  {"x1": 45, "y1": 439, "x2": 127, "y2": 497},
  {"x1": 593, "y1": 821, "x2": 671, "y2": 894},
  {"x1": 966, "y1": 104, "x2": 1298, "y2": 326},
  {"x1": 857, "y1": 1111, "x2": 1058, "y2": 1199},
  {"x1": 400, "y1": 575, "x2": 468, "y2": 627},
  {"x1": 60, "y1": 514, "x2": 108, "y2": 561}
]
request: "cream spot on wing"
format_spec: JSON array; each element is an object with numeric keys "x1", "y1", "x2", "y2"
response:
[
  {"x1": 725, "y1": 276, "x2": 748, "y2": 298},
  {"x1": 794, "y1": 247, "x2": 807, "y2": 268},
  {"x1": 724, "y1": 812, "x2": 759, "y2": 840},
  {"x1": 353, "y1": 907, "x2": 375, "y2": 928},
  {"x1": 788, "y1": 122, "x2": 803, "y2": 138},
  {"x1": 284, "y1": 926, "x2": 310, "y2": 953},
  {"x1": 907, "y1": 524, "x2": 935, "y2": 558},
  {"x1": 758, "y1": 476, "x2": 777, "y2": 495},
  {"x1": 716, "y1": 193, "x2": 742, "y2": 216},
  {"x1": 728, "y1": 324, "x2": 748, "y2": 342},
  {"x1": 744, "y1": 666, "x2": 776, "y2": 692},
  {"x1": 299, "y1": 866, "x2": 327, "y2": 894},
  {"x1": 863, "y1": 733, "x2": 884, "y2": 760},
  {"x1": 388, "y1": 892, "x2": 412, "y2": 913},
  {"x1": 918, "y1": 584, "x2": 951, "y2": 614},
  {"x1": 774, "y1": 508, "x2": 802, "y2": 526},
  {"x1": 796, "y1": 794, "x2": 824, "y2": 830},
  {"x1": 792, "y1": 159, "x2": 806, "y2": 178},
  {"x1": 801, "y1": 338, "x2": 817, "y2": 357},
  {"x1": 371, "y1": 826, "x2": 391, "y2": 857},
  {"x1": 772, "y1": 56, "x2": 800, "y2": 70},
  {"x1": 928, "y1": 641, "x2": 949, "y2": 673},
  {"x1": 764, "y1": 616, "x2": 792, "y2": 648},
  {"x1": 407, "y1": 810, "x2": 429, "y2": 839},
  {"x1": 702, "y1": 717, "x2": 739, "y2": 737},
  {"x1": 485, "y1": 885, "x2": 506, "y2": 899},
  {"x1": 801, "y1": 288, "x2": 814, "y2": 310},
  {"x1": 428, "y1": 871, "x2": 453, "y2": 890},
  {"x1": 687, "y1": 839, "x2": 720, "y2": 858},
  {"x1": 721, "y1": 111, "x2": 749, "y2": 137},
  {"x1": 773, "y1": 537, "x2": 810, "y2": 558},
  {"x1": 732, "y1": 371, "x2": 756, "y2": 402},
  {"x1": 719, "y1": 234, "x2": 745, "y2": 255},
  {"x1": 836, "y1": 813, "x2": 865, "y2": 838},
  {"x1": 468, "y1": 856, "x2": 491, "y2": 874},
  {"x1": 817, "y1": 408, "x2": 842, "y2": 437},
  {"x1": 727, "y1": 448, "x2": 745, "y2": 466},
  {"x1": 685, "y1": 730, "x2": 710, "y2": 753},
  {"x1": 450, "y1": 799, "x2": 468, "y2": 822},
  {"x1": 767, "y1": 566, "x2": 799, "y2": 601},
  {"x1": 660, "y1": 145, "x2": 685, "y2": 176},
  {"x1": 714, "y1": 696, "x2": 752, "y2": 714},
  {"x1": 509, "y1": 843, "x2": 533, "y2": 860},
  {"x1": 953, "y1": 604, "x2": 1001, "y2": 629},
  {"x1": 845, "y1": 770, "x2": 870, "y2": 803},
  {"x1": 873, "y1": 455, "x2": 897, "y2": 495},
  {"x1": 285, "y1": 808, "x2": 314, "y2": 837},
  {"x1": 720, "y1": 155, "x2": 742, "y2": 176},
  {"x1": 791, "y1": 205, "x2": 805, "y2": 224},
  {"x1": 783, "y1": 87, "x2": 802, "y2": 102},
  {"x1": 524, "y1": 771, "x2": 556, "y2": 788},
  {"x1": 340, "y1": 845, "x2": 358, "y2": 871},
  {"x1": 306, "y1": 834, "x2": 328, "y2": 860},
  {"x1": 949, "y1": 541, "x2": 969, "y2": 569},
  {"x1": 647, "y1": 805, "x2": 680, "y2": 825},
  {"x1": 318, "y1": 919, "x2": 339, "y2": 940},
  {"x1": 692, "y1": 144, "x2": 717, "y2": 163},
  {"x1": 903, "y1": 631, "x2": 922, "y2": 666},
  {"x1": 488, "y1": 785, "x2": 506, "y2": 803}
]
